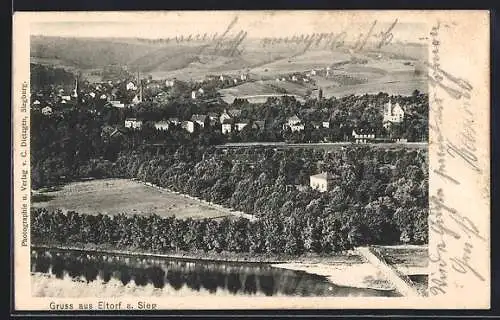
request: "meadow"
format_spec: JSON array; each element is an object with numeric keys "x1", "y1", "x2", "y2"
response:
[{"x1": 31, "y1": 178, "x2": 236, "y2": 220}]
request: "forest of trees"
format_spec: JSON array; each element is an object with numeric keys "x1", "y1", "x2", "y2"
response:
[
  {"x1": 32, "y1": 144, "x2": 428, "y2": 251},
  {"x1": 30, "y1": 64, "x2": 429, "y2": 254}
]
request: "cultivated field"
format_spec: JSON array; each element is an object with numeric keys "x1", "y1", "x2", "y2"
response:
[{"x1": 32, "y1": 178, "x2": 236, "y2": 220}]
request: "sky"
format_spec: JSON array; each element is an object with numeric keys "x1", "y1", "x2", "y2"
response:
[{"x1": 29, "y1": 11, "x2": 429, "y2": 43}]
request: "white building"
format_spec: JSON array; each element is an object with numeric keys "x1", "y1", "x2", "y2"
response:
[
  {"x1": 191, "y1": 114, "x2": 207, "y2": 128},
  {"x1": 219, "y1": 75, "x2": 225, "y2": 81},
  {"x1": 383, "y1": 101, "x2": 405, "y2": 128},
  {"x1": 191, "y1": 91, "x2": 197, "y2": 99},
  {"x1": 222, "y1": 123, "x2": 232, "y2": 134},
  {"x1": 311, "y1": 69, "x2": 317, "y2": 76},
  {"x1": 61, "y1": 95, "x2": 71, "y2": 101},
  {"x1": 126, "y1": 82, "x2": 137, "y2": 91},
  {"x1": 154, "y1": 120, "x2": 169, "y2": 131},
  {"x1": 183, "y1": 121, "x2": 195, "y2": 133},
  {"x1": 165, "y1": 80, "x2": 175, "y2": 87},
  {"x1": 240, "y1": 74, "x2": 247, "y2": 81},
  {"x1": 284, "y1": 115, "x2": 304, "y2": 132},
  {"x1": 89, "y1": 92, "x2": 96, "y2": 98},
  {"x1": 110, "y1": 100, "x2": 125, "y2": 108},
  {"x1": 291, "y1": 75, "x2": 298, "y2": 82},
  {"x1": 233, "y1": 79, "x2": 238, "y2": 84},
  {"x1": 33, "y1": 100, "x2": 41, "y2": 106},
  {"x1": 219, "y1": 110, "x2": 232, "y2": 124},
  {"x1": 352, "y1": 130, "x2": 375, "y2": 143},
  {"x1": 198, "y1": 88, "x2": 204, "y2": 95},
  {"x1": 41, "y1": 106, "x2": 53, "y2": 115},
  {"x1": 322, "y1": 121, "x2": 330, "y2": 128},
  {"x1": 310, "y1": 172, "x2": 335, "y2": 192},
  {"x1": 125, "y1": 118, "x2": 142, "y2": 129}
]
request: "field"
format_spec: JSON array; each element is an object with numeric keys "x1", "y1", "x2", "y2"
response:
[
  {"x1": 31, "y1": 178, "x2": 236, "y2": 220},
  {"x1": 219, "y1": 81, "x2": 307, "y2": 103}
]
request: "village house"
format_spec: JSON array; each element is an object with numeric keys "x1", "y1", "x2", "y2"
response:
[
  {"x1": 32, "y1": 100, "x2": 41, "y2": 106},
  {"x1": 191, "y1": 114, "x2": 208, "y2": 128},
  {"x1": 310, "y1": 172, "x2": 335, "y2": 192},
  {"x1": 101, "y1": 126, "x2": 127, "y2": 141},
  {"x1": 41, "y1": 106, "x2": 53, "y2": 115},
  {"x1": 165, "y1": 80, "x2": 175, "y2": 87},
  {"x1": 383, "y1": 101, "x2": 405, "y2": 128},
  {"x1": 322, "y1": 121, "x2": 330, "y2": 129},
  {"x1": 240, "y1": 74, "x2": 247, "y2": 81},
  {"x1": 233, "y1": 79, "x2": 238, "y2": 84},
  {"x1": 109, "y1": 100, "x2": 125, "y2": 108},
  {"x1": 191, "y1": 91, "x2": 197, "y2": 99},
  {"x1": 154, "y1": 120, "x2": 170, "y2": 131},
  {"x1": 124, "y1": 118, "x2": 143, "y2": 129},
  {"x1": 291, "y1": 75, "x2": 298, "y2": 82},
  {"x1": 284, "y1": 115, "x2": 304, "y2": 132},
  {"x1": 61, "y1": 95, "x2": 71, "y2": 101},
  {"x1": 126, "y1": 81, "x2": 137, "y2": 91},
  {"x1": 228, "y1": 109, "x2": 242, "y2": 118},
  {"x1": 220, "y1": 109, "x2": 242, "y2": 123},
  {"x1": 182, "y1": 121, "x2": 195, "y2": 133},
  {"x1": 352, "y1": 130, "x2": 375, "y2": 144},
  {"x1": 311, "y1": 69, "x2": 317, "y2": 76},
  {"x1": 198, "y1": 88, "x2": 204, "y2": 95},
  {"x1": 221, "y1": 120, "x2": 233, "y2": 134},
  {"x1": 89, "y1": 92, "x2": 96, "y2": 98}
]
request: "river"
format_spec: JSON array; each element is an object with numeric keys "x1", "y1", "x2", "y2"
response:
[{"x1": 31, "y1": 248, "x2": 400, "y2": 297}]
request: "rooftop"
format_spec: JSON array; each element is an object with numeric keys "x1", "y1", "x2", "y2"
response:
[{"x1": 310, "y1": 172, "x2": 336, "y2": 180}]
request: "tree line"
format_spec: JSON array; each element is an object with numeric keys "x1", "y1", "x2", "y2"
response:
[
  {"x1": 31, "y1": 208, "x2": 353, "y2": 255},
  {"x1": 33, "y1": 145, "x2": 428, "y2": 247},
  {"x1": 108, "y1": 146, "x2": 428, "y2": 245}
]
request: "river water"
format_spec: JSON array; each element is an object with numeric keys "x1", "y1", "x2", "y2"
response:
[{"x1": 31, "y1": 248, "x2": 400, "y2": 297}]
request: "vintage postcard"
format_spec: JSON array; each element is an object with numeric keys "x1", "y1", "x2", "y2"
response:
[{"x1": 12, "y1": 10, "x2": 490, "y2": 311}]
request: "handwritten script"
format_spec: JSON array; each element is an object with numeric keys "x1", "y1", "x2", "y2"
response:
[
  {"x1": 428, "y1": 21, "x2": 486, "y2": 297},
  {"x1": 134, "y1": 17, "x2": 398, "y2": 56}
]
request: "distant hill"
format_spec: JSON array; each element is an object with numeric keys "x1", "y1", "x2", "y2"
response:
[
  {"x1": 31, "y1": 36, "x2": 159, "y2": 70},
  {"x1": 30, "y1": 36, "x2": 427, "y2": 82}
]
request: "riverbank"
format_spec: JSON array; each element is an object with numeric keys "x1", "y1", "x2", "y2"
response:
[
  {"x1": 32, "y1": 242, "x2": 361, "y2": 264},
  {"x1": 32, "y1": 242, "x2": 395, "y2": 291}
]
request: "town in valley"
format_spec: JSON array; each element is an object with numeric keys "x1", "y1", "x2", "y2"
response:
[{"x1": 29, "y1": 18, "x2": 430, "y2": 299}]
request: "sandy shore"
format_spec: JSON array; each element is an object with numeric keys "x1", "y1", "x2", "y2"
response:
[{"x1": 272, "y1": 262, "x2": 395, "y2": 291}]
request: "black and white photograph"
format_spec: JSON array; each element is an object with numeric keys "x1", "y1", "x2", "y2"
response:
[{"x1": 12, "y1": 11, "x2": 490, "y2": 310}]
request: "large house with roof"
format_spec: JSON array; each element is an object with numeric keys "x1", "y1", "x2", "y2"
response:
[
  {"x1": 310, "y1": 172, "x2": 336, "y2": 192},
  {"x1": 154, "y1": 120, "x2": 170, "y2": 131},
  {"x1": 124, "y1": 118, "x2": 143, "y2": 129},
  {"x1": 383, "y1": 101, "x2": 405, "y2": 128},
  {"x1": 284, "y1": 115, "x2": 304, "y2": 132},
  {"x1": 191, "y1": 114, "x2": 208, "y2": 128}
]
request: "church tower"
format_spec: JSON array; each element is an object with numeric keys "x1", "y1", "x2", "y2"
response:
[
  {"x1": 72, "y1": 77, "x2": 78, "y2": 99},
  {"x1": 137, "y1": 71, "x2": 143, "y2": 103}
]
